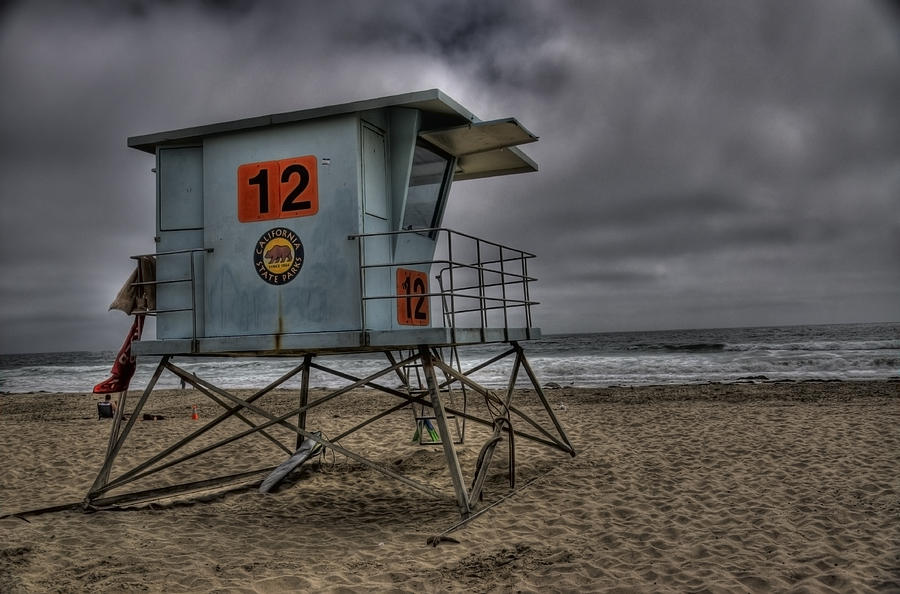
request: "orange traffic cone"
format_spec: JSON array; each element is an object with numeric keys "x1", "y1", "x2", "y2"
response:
[{"x1": 191, "y1": 404, "x2": 199, "y2": 420}]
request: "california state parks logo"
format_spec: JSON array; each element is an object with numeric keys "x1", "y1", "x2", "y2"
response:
[{"x1": 254, "y1": 227, "x2": 304, "y2": 285}]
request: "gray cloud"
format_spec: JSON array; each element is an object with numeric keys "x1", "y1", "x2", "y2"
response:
[{"x1": 1, "y1": 0, "x2": 898, "y2": 352}]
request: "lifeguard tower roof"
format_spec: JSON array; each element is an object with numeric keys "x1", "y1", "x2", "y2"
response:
[
  {"x1": 129, "y1": 89, "x2": 538, "y2": 181},
  {"x1": 128, "y1": 89, "x2": 542, "y2": 357}
]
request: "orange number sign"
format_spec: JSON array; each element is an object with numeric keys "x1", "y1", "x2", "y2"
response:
[
  {"x1": 397, "y1": 268, "x2": 429, "y2": 326},
  {"x1": 237, "y1": 155, "x2": 318, "y2": 222}
]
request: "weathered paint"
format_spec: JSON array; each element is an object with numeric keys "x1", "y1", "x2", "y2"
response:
[{"x1": 135, "y1": 90, "x2": 539, "y2": 356}]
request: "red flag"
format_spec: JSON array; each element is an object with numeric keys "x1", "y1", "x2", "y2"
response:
[{"x1": 93, "y1": 316, "x2": 145, "y2": 394}]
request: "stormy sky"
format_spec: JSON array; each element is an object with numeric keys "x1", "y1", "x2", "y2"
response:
[{"x1": 1, "y1": 0, "x2": 898, "y2": 354}]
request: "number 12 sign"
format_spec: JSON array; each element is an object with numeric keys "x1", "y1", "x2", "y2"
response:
[
  {"x1": 397, "y1": 268, "x2": 429, "y2": 326},
  {"x1": 237, "y1": 155, "x2": 318, "y2": 222}
]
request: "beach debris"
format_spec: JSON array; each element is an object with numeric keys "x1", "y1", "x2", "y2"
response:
[
  {"x1": 427, "y1": 473, "x2": 547, "y2": 547},
  {"x1": 426, "y1": 535, "x2": 460, "y2": 546},
  {"x1": 0, "y1": 501, "x2": 83, "y2": 520},
  {"x1": 4, "y1": 515, "x2": 30, "y2": 524},
  {"x1": 259, "y1": 433, "x2": 324, "y2": 494},
  {"x1": 412, "y1": 418, "x2": 441, "y2": 443}
]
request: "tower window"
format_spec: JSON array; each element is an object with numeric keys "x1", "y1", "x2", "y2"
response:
[{"x1": 403, "y1": 142, "x2": 452, "y2": 231}]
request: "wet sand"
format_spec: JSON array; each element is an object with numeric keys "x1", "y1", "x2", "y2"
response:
[{"x1": 1, "y1": 381, "x2": 898, "y2": 592}]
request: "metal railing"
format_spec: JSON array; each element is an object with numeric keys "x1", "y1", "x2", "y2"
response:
[
  {"x1": 130, "y1": 247, "x2": 213, "y2": 351},
  {"x1": 349, "y1": 228, "x2": 538, "y2": 339}
]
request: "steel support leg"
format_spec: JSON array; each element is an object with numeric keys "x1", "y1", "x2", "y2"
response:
[
  {"x1": 514, "y1": 342, "x2": 576, "y2": 455},
  {"x1": 88, "y1": 356, "x2": 169, "y2": 501},
  {"x1": 420, "y1": 346, "x2": 470, "y2": 518},
  {"x1": 297, "y1": 354, "x2": 312, "y2": 449}
]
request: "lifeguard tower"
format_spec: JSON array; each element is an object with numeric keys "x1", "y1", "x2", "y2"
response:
[{"x1": 87, "y1": 90, "x2": 574, "y2": 518}]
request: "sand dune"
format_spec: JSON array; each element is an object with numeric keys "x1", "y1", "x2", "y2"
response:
[{"x1": 1, "y1": 381, "x2": 897, "y2": 592}]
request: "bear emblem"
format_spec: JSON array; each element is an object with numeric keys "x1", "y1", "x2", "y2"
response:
[{"x1": 265, "y1": 244, "x2": 292, "y2": 264}]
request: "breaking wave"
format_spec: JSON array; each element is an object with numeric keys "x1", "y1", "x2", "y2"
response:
[{"x1": 1, "y1": 323, "x2": 897, "y2": 393}]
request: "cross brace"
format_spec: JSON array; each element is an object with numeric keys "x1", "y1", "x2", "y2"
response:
[{"x1": 85, "y1": 343, "x2": 574, "y2": 518}]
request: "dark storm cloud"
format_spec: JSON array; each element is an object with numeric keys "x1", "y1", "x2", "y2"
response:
[
  {"x1": 0, "y1": 0, "x2": 898, "y2": 352},
  {"x1": 439, "y1": 0, "x2": 900, "y2": 333}
]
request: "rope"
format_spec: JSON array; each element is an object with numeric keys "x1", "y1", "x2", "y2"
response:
[{"x1": 469, "y1": 434, "x2": 504, "y2": 499}]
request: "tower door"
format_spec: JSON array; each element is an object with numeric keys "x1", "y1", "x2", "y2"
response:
[
  {"x1": 361, "y1": 123, "x2": 391, "y2": 330},
  {"x1": 156, "y1": 146, "x2": 204, "y2": 340}
]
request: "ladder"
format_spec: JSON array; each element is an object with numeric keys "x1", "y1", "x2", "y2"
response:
[{"x1": 397, "y1": 347, "x2": 467, "y2": 445}]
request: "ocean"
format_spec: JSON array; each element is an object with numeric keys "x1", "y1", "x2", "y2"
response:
[{"x1": 0, "y1": 323, "x2": 897, "y2": 394}]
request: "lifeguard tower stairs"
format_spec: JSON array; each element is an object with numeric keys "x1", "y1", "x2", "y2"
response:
[{"x1": 87, "y1": 90, "x2": 574, "y2": 518}]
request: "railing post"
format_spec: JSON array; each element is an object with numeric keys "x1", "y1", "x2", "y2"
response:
[
  {"x1": 447, "y1": 231, "x2": 456, "y2": 343},
  {"x1": 476, "y1": 239, "x2": 486, "y2": 331},
  {"x1": 499, "y1": 245, "x2": 508, "y2": 335},
  {"x1": 356, "y1": 235, "x2": 366, "y2": 330},
  {"x1": 190, "y1": 252, "x2": 198, "y2": 353},
  {"x1": 522, "y1": 254, "x2": 532, "y2": 329}
]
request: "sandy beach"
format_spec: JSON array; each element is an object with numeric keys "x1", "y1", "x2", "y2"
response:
[{"x1": 1, "y1": 381, "x2": 897, "y2": 592}]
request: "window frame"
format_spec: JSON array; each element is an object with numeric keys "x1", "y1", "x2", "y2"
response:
[{"x1": 403, "y1": 139, "x2": 456, "y2": 238}]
